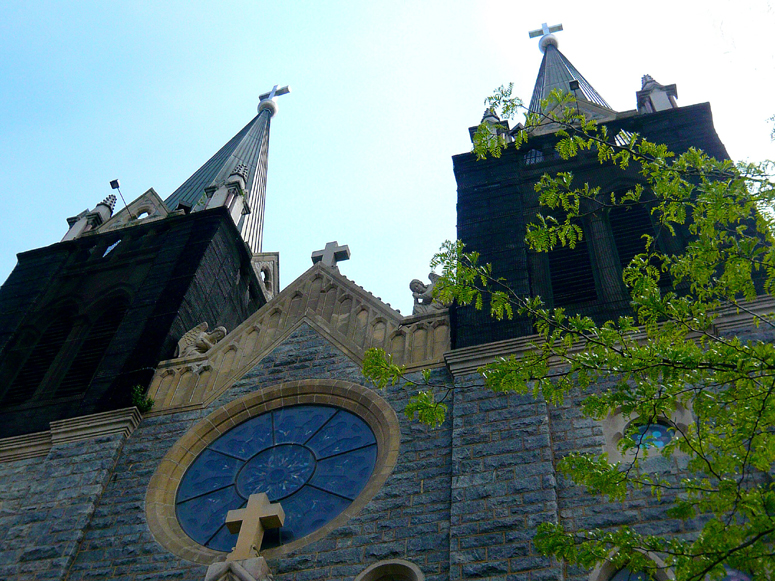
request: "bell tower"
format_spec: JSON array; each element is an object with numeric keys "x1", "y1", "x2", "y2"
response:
[
  {"x1": 452, "y1": 25, "x2": 729, "y2": 348},
  {"x1": 0, "y1": 90, "x2": 288, "y2": 438}
]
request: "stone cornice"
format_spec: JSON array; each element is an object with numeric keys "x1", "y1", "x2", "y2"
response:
[
  {"x1": 445, "y1": 295, "x2": 775, "y2": 376},
  {"x1": 0, "y1": 407, "x2": 141, "y2": 463}
]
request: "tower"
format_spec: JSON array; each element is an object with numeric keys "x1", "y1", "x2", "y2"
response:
[
  {"x1": 452, "y1": 24, "x2": 729, "y2": 348},
  {"x1": 0, "y1": 88, "x2": 288, "y2": 438}
]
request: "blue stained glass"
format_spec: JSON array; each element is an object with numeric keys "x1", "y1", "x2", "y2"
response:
[
  {"x1": 208, "y1": 523, "x2": 239, "y2": 553},
  {"x1": 176, "y1": 449, "x2": 243, "y2": 503},
  {"x1": 176, "y1": 404, "x2": 377, "y2": 552},
  {"x1": 722, "y1": 567, "x2": 752, "y2": 581},
  {"x1": 306, "y1": 411, "x2": 377, "y2": 458},
  {"x1": 176, "y1": 486, "x2": 244, "y2": 545},
  {"x1": 310, "y1": 445, "x2": 377, "y2": 499},
  {"x1": 272, "y1": 485, "x2": 351, "y2": 542},
  {"x1": 633, "y1": 423, "x2": 674, "y2": 449},
  {"x1": 236, "y1": 444, "x2": 315, "y2": 501},
  {"x1": 274, "y1": 405, "x2": 337, "y2": 445},
  {"x1": 209, "y1": 413, "x2": 273, "y2": 460},
  {"x1": 610, "y1": 569, "x2": 648, "y2": 581}
]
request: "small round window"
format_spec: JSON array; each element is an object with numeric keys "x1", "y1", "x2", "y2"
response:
[
  {"x1": 175, "y1": 404, "x2": 377, "y2": 551},
  {"x1": 630, "y1": 421, "x2": 674, "y2": 450}
]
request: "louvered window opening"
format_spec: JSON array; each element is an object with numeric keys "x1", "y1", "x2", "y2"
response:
[
  {"x1": 55, "y1": 302, "x2": 129, "y2": 398},
  {"x1": 1, "y1": 314, "x2": 74, "y2": 406},
  {"x1": 608, "y1": 203, "x2": 670, "y2": 288},
  {"x1": 547, "y1": 224, "x2": 598, "y2": 306}
]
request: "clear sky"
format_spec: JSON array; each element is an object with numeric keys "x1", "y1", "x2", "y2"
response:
[{"x1": 1, "y1": 1, "x2": 773, "y2": 316}]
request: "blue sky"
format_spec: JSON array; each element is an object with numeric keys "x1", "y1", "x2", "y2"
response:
[{"x1": 1, "y1": 1, "x2": 773, "y2": 315}]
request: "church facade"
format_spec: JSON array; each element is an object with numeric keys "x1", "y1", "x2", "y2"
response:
[{"x1": 0, "y1": 31, "x2": 761, "y2": 581}]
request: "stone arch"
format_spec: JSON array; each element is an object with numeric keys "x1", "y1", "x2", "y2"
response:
[{"x1": 355, "y1": 559, "x2": 425, "y2": 581}]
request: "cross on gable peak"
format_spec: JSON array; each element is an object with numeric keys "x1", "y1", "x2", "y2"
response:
[{"x1": 311, "y1": 241, "x2": 351, "y2": 268}]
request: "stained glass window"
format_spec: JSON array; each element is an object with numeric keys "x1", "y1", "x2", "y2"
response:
[
  {"x1": 610, "y1": 569, "x2": 648, "y2": 581},
  {"x1": 175, "y1": 404, "x2": 377, "y2": 552},
  {"x1": 631, "y1": 421, "x2": 674, "y2": 449}
]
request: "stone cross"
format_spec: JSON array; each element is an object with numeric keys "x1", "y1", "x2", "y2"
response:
[
  {"x1": 259, "y1": 85, "x2": 291, "y2": 102},
  {"x1": 311, "y1": 241, "x2": 351, "y2": 268},
  {"x1": 225, "y1": 493, "x2": 285, "y2": 562},
  {"x1": 528, "y1": 22, "x2": 563, "y2": 39}
]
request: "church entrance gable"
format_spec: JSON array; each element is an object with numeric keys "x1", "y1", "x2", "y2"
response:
[{"x1": 146, "y1": 263, "x2": 450, "y2": 414}]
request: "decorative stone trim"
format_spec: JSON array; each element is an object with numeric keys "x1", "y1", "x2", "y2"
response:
[
  {"x1": 50, "y1": 407, "x2": 142, "y2": 445},
  {"x1": 146, "y1": 263, "x2": 450, "y2": 412},
  {"x1": 146, "y1": 379, "x2": 401, "y2": 565},
  {"x1": 354, "y1": 559, "x2": 425, "y2": 581},
  {"x1": 0, "y1": 407, "x2": 141, "y2": 463},
  {"x1": 445, "y1": 295, "x2": 775, "y2": 376},
  {"x1": 0, "y1": 430, "x2": 52, "y2": 462}
]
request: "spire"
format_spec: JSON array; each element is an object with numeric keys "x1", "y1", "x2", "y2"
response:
[
  {"x1": 164, "y1": 85, "x2": 290, "y2": 253},
  {"x1": 527, "y1": 23, "x2": 611, "y2": 115}
]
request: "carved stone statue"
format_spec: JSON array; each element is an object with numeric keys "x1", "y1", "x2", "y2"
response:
[
  {"x1": 410, "y1": 273, "x2": 448, "y2": 315},
  {"x1": 175, "y1": 323, "x2": 227, "y2": 358}
]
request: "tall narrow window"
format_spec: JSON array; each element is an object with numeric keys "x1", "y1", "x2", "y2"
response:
[
  {"x1": 55, "y1": 299, "x2": 129, "y2": 399},
  {"x1": 1, "y1": 312, "x2": 74, "y2": 406},
  {"x1": 547, "y1": 216, "x2": 597, "y2": 306}
]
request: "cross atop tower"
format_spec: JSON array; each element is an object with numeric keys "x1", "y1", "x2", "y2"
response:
[
  {"x1": 258, "y1": 84, "x2": 291, "y2": 116},
  {"x1": 528, "y1": 22, "x2": 563, "y2": 53}
]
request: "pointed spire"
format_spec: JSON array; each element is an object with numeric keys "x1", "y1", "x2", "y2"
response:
[
  {"x1": 527, "y1": 24, "x2": 611, "y2": 115},
  {"x1": 165, "y1": 85, "x2": 290, "y2": 253},
  {"x1": 636, "y1": 74, "x2": 678, "y2": 114}
]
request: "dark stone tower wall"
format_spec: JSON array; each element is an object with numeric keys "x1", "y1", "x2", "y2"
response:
[
  {"x1": 0, "y1": 207, "x2": 264, "y2": 437},
  {"x1": 452, "y1": 103, "x2": 729, "y2": 349}
]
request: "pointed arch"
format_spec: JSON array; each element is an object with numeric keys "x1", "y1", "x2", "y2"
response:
[
  {"x1": 0, "y1": 303, "x2": 78, "y2": 406},
  {"x1": 54, "y1": 295, "x2": 131, "y2": 399}
]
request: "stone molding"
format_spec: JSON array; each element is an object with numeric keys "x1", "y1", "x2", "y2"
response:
[
  {"x1": 0, "y1": 407, "x2": 141, "y2": 463},
  {"x1": 146, "y1": 263, "x2": 450, "y2": 413},
  {"x1": 145, "y1": 379, "x2": 401, "y2": 565},
  {"x1": 205, "y1": 557, "x2": 271, "y2": 581},
  {"x1": 445, "y1": 295, "x2": 775, "y2": 376}
]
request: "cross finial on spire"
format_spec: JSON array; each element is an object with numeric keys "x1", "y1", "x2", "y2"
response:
[
  {"x1": 528, "y1": 22, "x2": 563, "y2": 53},
  {"x1": 258, "y1": 84, "x2": 291, "y2": 116}
]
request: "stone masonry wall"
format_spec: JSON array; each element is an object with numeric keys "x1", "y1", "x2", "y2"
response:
[
  {"x1": 0, "y1": 434, "x2": 128, "y2": 581},
  {"x1": 65, "y1": 322, "x2": 453, "y2": 581},
  {"x1": 450, "y1": 372, "x2": 562, "y2": 581}
]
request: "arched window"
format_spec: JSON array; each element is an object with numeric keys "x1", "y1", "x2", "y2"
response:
[
  {"x1": 547, "y1": 214, "x2": 597, "y2": 306},
  {"x1": 55, "y1": 298, "x2": 129, "y2": 399},
  {"x1": 1, "y1": 311, "x2": 75, "y2": 406}
]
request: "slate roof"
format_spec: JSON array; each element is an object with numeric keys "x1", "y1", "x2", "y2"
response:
[
  {"x1": 528, "y1": 43, "x2": 611, "y2": 114},
  {"x1": 163, "y1": 109, "x2": 271, "y2": 252}
]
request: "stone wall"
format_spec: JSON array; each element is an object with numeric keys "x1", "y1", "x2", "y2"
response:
[
  {"x1": 65, "y1": 323, "x2": 453, "y2": 581},
  {"x1": 0, "y1": 434, "x2": 128, "y2": 581}
]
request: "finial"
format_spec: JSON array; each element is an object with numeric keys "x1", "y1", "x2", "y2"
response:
[
  {"x1": 230, "y1": 163, "x2": 249, "y2": 182},
  {"x1": 481, "y1": 107, "x2": 501, "y2": 123},
  {"x1": 100, "y1": 194, "x2": 117, "y2": 212},
  {"x1": 258, "y1": 84, "x2": 291, "y2": 117},
  {"x1": 528, "y1": 22, "x2": 563, "y2": 53}
]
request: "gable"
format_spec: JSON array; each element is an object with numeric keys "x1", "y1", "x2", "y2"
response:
[
  {"x1": 146, "y1": 263, "x2": 450, "y2": 413},
  {"x1": 96, "y1": 188, "x2": 171, "y2": 232}
]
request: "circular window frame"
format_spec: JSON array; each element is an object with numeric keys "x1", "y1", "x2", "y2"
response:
[{"x1": 146, "y1": 379, "x2": 400, "y2": 564}]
